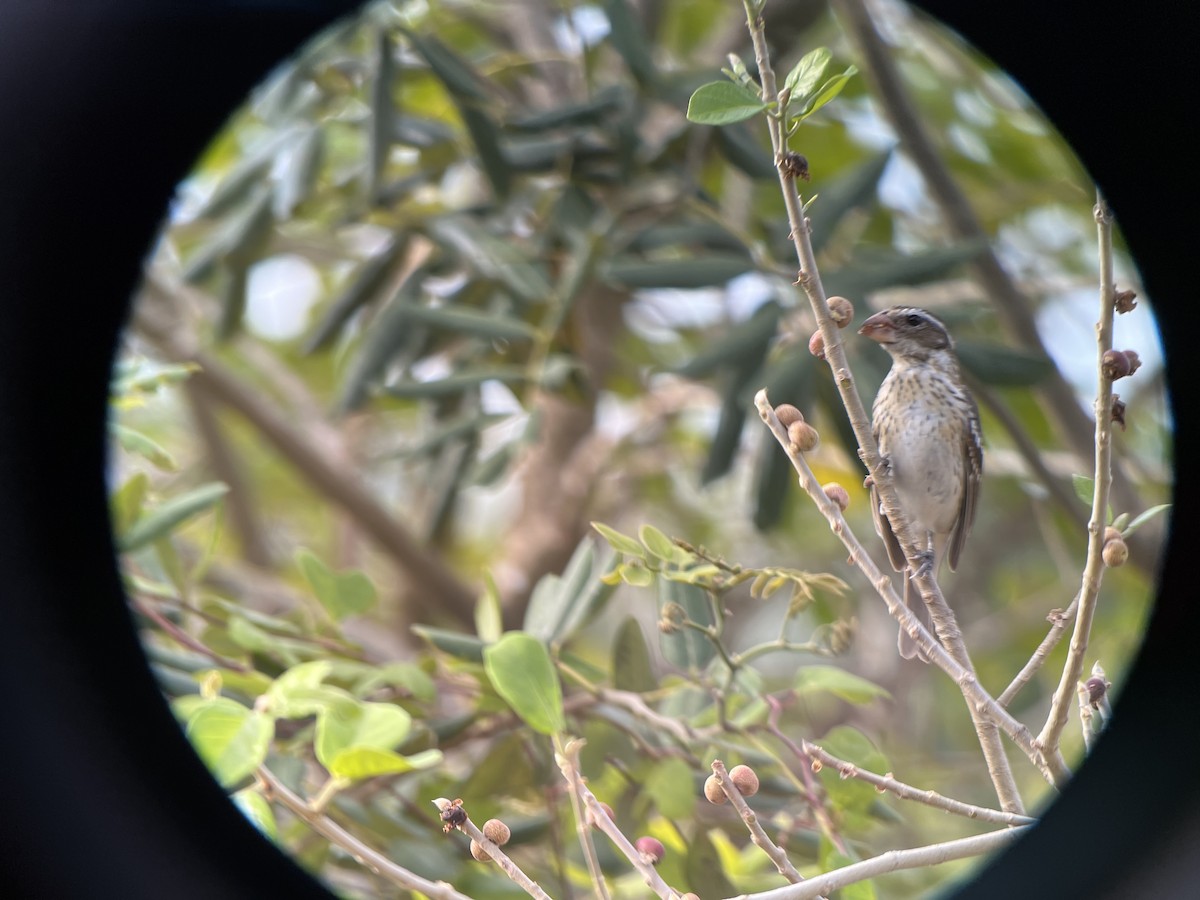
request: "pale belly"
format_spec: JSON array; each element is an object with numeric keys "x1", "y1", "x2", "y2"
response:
[{"x1": 879, "y1": 410, "x2": 963, "y2": 537}]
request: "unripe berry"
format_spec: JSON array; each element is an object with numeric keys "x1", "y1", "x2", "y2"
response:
[
  {"x1": 729, "y1": 764, "x2": 759, "y2": 797},
  {"x1": 704, "y1": 774, "x2": 728, "y2": 804},
  {"x1": 774, "y1": 403, "x2": 805, "y2": 427},
  {"x1": 823, "y1": 482, "x2": 850, "y2": 511},
  {"x1": 587, "y1": 801, "x2": 614, "y2": 826},
  {"x1": 483, "y1": 819, "x2": 511, "y2": 846},
  {"x1": 1102, "y1": 538, "x2": 1128, "y2": 567},
  {"x1": 808, "y1": 330, "x2": 826, "y2": 361},
  {"x1": 827, "y1": 296, "x2": 854, "y2": 328},
  {"x1": 1103, "y1": 526, "x2": 1122, "y2": 545},
  {"x1": 635, "y1": 836, "x2": 665, "y2": 864},
  {"x1": 788, "y1": 420, "x2": 819, "y2": 452},
  {"x1": 470, "y1": 840, "x2": 491, "y2": 862}
]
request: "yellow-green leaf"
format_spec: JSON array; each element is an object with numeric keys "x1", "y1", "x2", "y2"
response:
[{"x1": 483, "y1": 632, "x2": 565, "y2": 735}]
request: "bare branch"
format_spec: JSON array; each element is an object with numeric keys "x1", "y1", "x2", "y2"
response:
[{"x1": 711, "y1": 759, "x2": 807, "y2": 887}]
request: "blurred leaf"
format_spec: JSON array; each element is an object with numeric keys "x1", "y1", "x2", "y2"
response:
[
  {"x1": 458, "y1": 103, "x2": 511, "y2": 198},
  {"x1": 602, "y1": 0, "x2": 657, "y2": 85},
  {"x1": 227, "y1": 615, "x2": 305, "y2": 667},
  {"x1": 403, "y1": 30, "x2": 489, "y2": 102},
  {"x1": 275, "y1": 126, "x2": 324, "y2": 218},
  {"x1": 821, "y1": 240, "x2": 987, "y2": 299},
  {"x1": 118, "y1": 482, "x2": 229, "y2": 552},
  {"x1": 483, "y1": 632, "x2": 566, "y2": 735},
  {"x1": 592, "y1": 522, "x2": 647, "y2": 559},
  {"x1": 476, "y1": 572, "x2": 504, "y2": 643},
  {"x1": 782, "y1": 47, "x2": 831, "y2": 99},
  {"x1": 638, "y1": 524, "x2": 680, "y2": 563},
  {"x1": 658, "y1": 580, "x2": 715, "y2": 671},
  {"x1": 674, "y1": 301, "x2": 780, "y2": 378},
  {"x1": 315, "y1": 697, "x2": 413, "y2": 771},
  {"x1": 304, "y1": 233, "x2": 409, "y2": 354},
  {"x1": 701, "y1": 366, "x2": 753, "y2": 484},
  {"x1": 753, "y1": 424, "x2": 793, "y2": 530},
  {"x1": 807, "y1": 151, "x2": 891, "y2": 254},
  {"x1": 644, "y1": 757, "x2": 694, "y2": 818},
  {"x1": 185, "y1": 698, "x2": 272, "y2": 787},
  {"x1": 612, "y1": 617, "x2": 655, "y2": 692},
  {"x1": 627, "y1": 222, "x2": 747, "y2": 255},
  {"x1": 401, "y1": 303, "x2": 538, "y2": 342},
  {"x1": 686, "y1": 81, "x2": 770, "y2": 125},
  {"x1": 366, "y1": 28, "x2": 396, "y2": 202},
  {"x1": 329, "y1": 746, "x2": 443, "y2": 782},
  {"x1": 509, "y1": 86, "x2": 626, "y2": 131},
  {"x1": 296, "y1": 548, "x2": 377, "y2": 622},
  {"x1": 111, "y1": 424, "x2": 176, "y2": 472},
  {"x1": 412, "y1": 626, "x2": 486, "y2": 662},
  {"x1": 111, "y1": 472, "x2": 149, "y2": 537},
  {"x1": 524, "y1": 538, "x2": 614, "y2": 645},
  {"x1": 685, "y1": 830, "x2": 737, "y2": 898},
  {"x1": 426, "y1": 216, "x2": 550, "y2": 303},
  {"x1": 393, "y1": 115, "x2": 456, "y2": 147},
  {"x1": 794, "y1": 665, "x2": 891, "y2": 705},
  {"x1": 957, "y1": 340, "x2": 1056, "y2": 386},
  {"x1": 233, "y1": 788, "x2": 277, "y2": 839},
  {"x1": 715, "y1": 125, "x2": 777, "y2": 179},
  {"x1": 1072, "y1": 474, "x2": 1094, "y2": 507},
  {"x1": 618, "y1": 562, "x2": 655, "y2": 587}
]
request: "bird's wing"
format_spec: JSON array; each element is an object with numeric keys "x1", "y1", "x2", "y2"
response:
[{"x1": 946, "y1": 396, "x2": 983, "y2": 571}]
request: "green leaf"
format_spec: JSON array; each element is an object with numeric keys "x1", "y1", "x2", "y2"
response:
[
  {"x1": 1124, "y1": 503, "x2": 1171, "y2": 536},
  {"x1": 639, "y1": 524, "x2": 678, "y2": 562},
  {"x1": 644, "y1": 757, "x2": 695, "y2": 819},
  {"x1": 673, "y1": 300, "x2": 781, "y2": 378},
  {"x1": 412, "y1": 625, "x2": 487, "y2": 662},
  {"x1": 619, "y1": 563, "x2": 655, "y2": 587},
  {"x1": 315, "y1": 698, "x2": 413, "y2": 771},
  {"x1": 821, "y1": 241, "x2": 987, "y2": 299},
  {"x1": 400, "y1": 303, "x2": 538, "y2": 342},
  {"x1": 304, "y1": 234, "x2": 409, "y2": 354},
  {"x1": 483, "y1": 632, "x2": 565, "y2": 735},
  {"x1": 602, "y1": 0, "x2": 657, "y2": 85},
  {"x1": 458, "y1": 103, "x2": 511, "y2": 198},
  {"x1": 425, "y1": 216, "x2": 551, "y2": 303},
  {"x1": 602, "y1": 253, "x2": 755, "y2": 289},
  {"x1": 612, "y1": 617, "x2": 655, "y2": 692},
  {"x1": 476, "y1": 572, "x2": 504, "y2": 643},
  {"x1": 118, "y1": 482, "x2": 229, "y2": 552},
  {"x1": 523, "y1": 538, "x2": 611, "y2": 645},
  {"x1": 185, "y1": 698, "x2": 272, "y2": 787},
  {"x1": 233, "y1": 788, "x2": 277, "y2": 839},
  {"x1": 782, "y1": 47, "x2": 832, "y2": 99},
  {"x1": 685, "y1": 830, "x2": 737, "y2": 898},
  {"x1": 592, "y1": 522, "x2": 647, "y2": 559},
  {"x1": 110, "y1": 423, "x2": 177, "y2": 471},
  {"x1": 275, "y1": 126, "x2": 323, "y2": 218},
  {"x1": 794, "y1": 666, "x2": 891, "y2": 705},
  {"x1": 403, "y1": 30, "x2": 489, "y2": 102},
  {"x1": 111, "y1": 472, "x2": 150, "y2": 538},
  {"x1": 384, "y1": 366, "x2": 529, "y2": 399},
  {"x1": 366, "y1": 28, "x2": 395, "y2": 203},
  {"x1": 1072, "y1": 474, "x2": 1095, "y2": 507},
  {"x1": 296, "y1": 549, "x2": 377, "y2": 622},
  {"x1": 327, "y1": 746, "x2": 443, "y2": 781},
  {"x1": 714, "y1": 124, "x2": 777, "y2": 179},
  {"x1": 794, "y1": 66, "x2": 858, "y2": 121},
  {"x1": 806, "y1": 151, "x2": 891, "y2": 255},
  {"x1": 686, "y1": 81, "x2": 770, "y2": 125}
]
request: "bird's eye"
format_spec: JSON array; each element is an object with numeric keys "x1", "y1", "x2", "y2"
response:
[{"x1": 905, "y1": 313, "x2": 923, "y2": 327}]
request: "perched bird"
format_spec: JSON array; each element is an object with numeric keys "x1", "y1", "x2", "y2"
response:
[{"x1": 858, "y1": 306, "x2": 982, "y2": 660}]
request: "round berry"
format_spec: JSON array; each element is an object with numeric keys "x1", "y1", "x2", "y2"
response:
[
  {"x1": 483, "y1": 819, "x2": 511, "y2": 846},
  {"x1": 823, "y1": 482, "x2": 850, "y2": 512},
  {"x1": 788, "y1": 421, "x2": 819, "y2": 452},
  {"x1": 729, "y1": 764, "x2": 759, "y2": 797},
  {"x1": 635, "y1": 836, "x2": 665, "y2": 864},
  {"x1": 470, "y1": 840, "x2": 491, "y2": 862},
  {"x1": 774, "y1": 403, "x2": 805, "y2": 427},
  {"x1": 704, "y1": 774, "x2": 728, "y2": 805},
  {"x1": 827, "y1": 296, "x2": 854, "y2": 328},
  {"x1": 808, "y1": 330, "x2": 826, "y2": 361},
  {"x1": 1102, "y1": 538, "x2": 1128, "y2": 567}
]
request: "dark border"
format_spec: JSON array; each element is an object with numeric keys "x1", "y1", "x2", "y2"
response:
[{"x1": 0, "y1": 1, "x2": 1192, "y2": 897}]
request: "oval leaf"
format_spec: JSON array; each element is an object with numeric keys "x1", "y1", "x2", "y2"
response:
[
  {"x1": 686, "y1": 81, "x2": 770, "y2": 125},
  {"x1": 483, "y1": 632, "x2": 565, "y2": 735},
  {"x1": 296, "y1": 549, "x2": 377, "y2": 622},
  {"x1": 118, "y1": 482, "x2": 229, "y2": 552},
  {"x1": 794, "y1": 665, "x2": 891, "y2": 705},
  {"x1": 186, "y1": 699, "x2": 272, "y2": 787}
]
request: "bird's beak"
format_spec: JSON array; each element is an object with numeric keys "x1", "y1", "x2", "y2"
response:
[{"x1": 858, "y1": 311, "x2": 896, "y2": 343}]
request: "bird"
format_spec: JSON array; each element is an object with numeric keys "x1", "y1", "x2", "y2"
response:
[{"x1": 858, "y1": 306, "x2": 982, "y2": 661}]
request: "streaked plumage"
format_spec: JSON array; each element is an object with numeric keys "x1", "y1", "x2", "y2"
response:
[{"x1": 859, "y1": 306, "x2": 982, "y2": 660}]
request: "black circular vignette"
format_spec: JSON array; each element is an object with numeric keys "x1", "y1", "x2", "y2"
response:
[{"x1": 0, "y1": 1, "x2": 1192, "y2": 898}]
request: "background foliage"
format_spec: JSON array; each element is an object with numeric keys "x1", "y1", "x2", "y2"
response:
[{"x1": 112, "y1": 0, "x2": 1169, "y2": 896}]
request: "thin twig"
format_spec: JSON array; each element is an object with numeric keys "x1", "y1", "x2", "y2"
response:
[
  {"x1": 449, "y1": 807, "x2": 553, "y2": 900},
  {"x1": 801, "y1": 741, "x2": 1035, "y2": 827},
  {"x1": 732, "y1": 826, "x2": 1031, "y2": 900},
  {"x1": 711, "y1": 759, "x2": 807, "y2": 887},
  {"x1": 256, "y1": 766, "x2": 472, "y2": 900},
  {"x1": 1036, "y1": 192, "x2": 1117, "y2": 754},
  {"x1": 998, "y1": 600, "x2": 1076, "y2": 707},
  {"x1": 555, "y1": 739, "x2": 682, "y2": 900},
  {"x1": 130, "y1": 594, "x2": 249, "y2": 672},
  {"x1": 555, "y1": 736, "x2": 613, "y2": 900},
  {"x1": 739, "y1": 0, "x2": 1028, "y2": 813}
]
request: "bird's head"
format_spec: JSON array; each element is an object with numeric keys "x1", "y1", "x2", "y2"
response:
[{"x1": 858, "y1": 306, "x2": 953, "y2": 362}]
